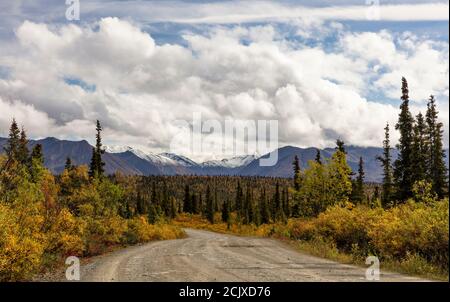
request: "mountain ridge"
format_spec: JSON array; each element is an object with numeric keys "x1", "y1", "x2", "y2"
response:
[{"x1": 1, "y1": 137, "x2": 448, "y2": 182}]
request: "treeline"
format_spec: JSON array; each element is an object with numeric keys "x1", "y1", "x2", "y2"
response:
[
  {"x1": 377, "y1": 78, "x2": 448, "y2": 205},
  {"x1": 106, "y1": 175, "x2": 292, "y2": 225}
]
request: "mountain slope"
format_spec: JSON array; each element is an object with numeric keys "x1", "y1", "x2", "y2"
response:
[
  {"x1": 0, "y1": 137, "x2": 144, "y2": 175},
  {"x1": 239, "y1": 146, "x2": 399, "y2": 182},
  {"x1": 0, "y1": 137, "x2": 448, "y2": 182}
]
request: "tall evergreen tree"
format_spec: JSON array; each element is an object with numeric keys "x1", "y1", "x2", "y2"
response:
[
  {"x1": 205, "y1": 185, "x2": 214, "y2": 223},
  {"x1": 315, "y1": 149, "x2": 322, "y2": 165},
  {"x1": 411, "y1": 112, "x2": 428, "y2": 183},
  {"x1": 31, "y1": 144, "x2": 44, "y2": 166},
  {"x1": 259, "y1": 188, "x2": 270, "y2": 224},
  {"x1": 64, "y1": 157, "x2": 73, "y2": 171},
  {"x1": 89, "y1": 120, "x2": 105, "y2": 178},
  {"x1": 273, "y1": 182, "x2": 285, "y2": 222},
  {"x1": 394, "y1": 77, "x2": 415, "y2": 201},
  {"x1": 198, "y1": 193, "x2": 203, "y2": 215},
  {"x1": 183, "y1": 184, "x2": 191, "y2": 213},
  {"x1": 335, "y1": 139, "x2": 353, "y2": 180},
  {"x1": 371, "y1": 186, "x2": 381, "y2": 208},
  {"x1": 235, "y1": 181, "x2": 244, "y2": 219},
  {"x1": 169, "y1": 197, "x2": 177, "y2": 219},
  {"x1": 247, "y1": 187, "x2": 254, "y2": 224},
  {"x1": 425, "y1": 95, "x2": 448, "y2": 198},
  {"x1": 221, "y1": 199, "x2": 230, "y2": 225},
  {"x1": 377, "y1": 123, "x2": 394, "y2": 207},
  {"x1": 4, "y1": 119, "x2": 20, "y2": 163},
  {"x1": 17, "y1": 127, "x2": 29, "y2": 165},
  {"x1": 282, "y1": 187, "x2": 290, "y2": 219},
  {"x1": 292, "y1": 155, "x2": 301, "y2": 191},
  {"x1": 336, "y1": 139, "x2": 346, "y2": 154},
  {"x1": 29, "y1": 143, "x2": 45, "y2": 182},
  {"x1": 136, "y1": 191, "x2": 146, "y2": 214},
  {"x1": 191, "y1": 193, "x2": 198, "y2": 214},
  {"x1": 147, "y1": 203, "x2": 158, "y2": 224},
  {"x1": 243, "y1": 186, "x2": 251, "y2": 224},
  {"x1": 351, "y1": 157, "x2": 365, "y2": 204}
]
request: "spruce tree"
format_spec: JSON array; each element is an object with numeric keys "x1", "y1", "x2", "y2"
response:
[
  {"x1": 148, "y1": 203, "x2": 158, "y2": 224},
  {"x1": 169, "y1": 197, "x2": 177, "y2": 219},
  {"x1": 198, "y1": 193, "x2": 203, "y2": 215},
  {"x1": 28, "y1": 143, "x2": 45, "y2": 182},
  {"x1": 352, "y1": 157, "x2": 365, "y2": 204},
  {"x1": 336, "y1": 139, "x2": 346, "y2": 154},
  {"x1": 282, "y1": 187, "x2": 290, "y2": 220},
  {"x1": 4, "y1": 119, "x2": 20, "y2": 163},
  {"x1": 205, "y1": 186, "x2": 214, "y2": 224},
  {"x1": 425, "y1": 95, "x2": 448, "y2": 198},
  {"x1": 183, "y1": 185, "x2": 191, "y2": 213},
  {"x1": 17, "y1": 127, "x2": 29, "y2": 165},
  {"x1": 151, "y1": 182, "x2": 157, "y2": 205},
  {"x1": 64, "y1": 157, "x2": 73, "y2": 171},
  {"x1": 247, "y1": 187, "x2": 254, "y2": 224},
  {"x1": 136, "y1": 191, "x2": 146, "y2": 214},
  {"x1": 394, "y1": 77, "x2": 415, "y2": 201},
  {"x1": 243, "y1": 186, "x2": 251, "y2": 224},
  {"x1": 221, "y1": 199, "x2": 230, "y2": 224},
  {"x1": 89, "y1": 120, "x2": 105, "y2": 178},
  {"x1": 372, "y1": 186, "x2": 381, "y2": 208},
  {"x1": 292, "y1": 155, "x2": 301, "y2": 191},
  {"x1": 377, "y1": 123, "x2": 394, "y2": 207},
  {"x1": 411, "y1": 112, "x2": 428, "y2": 183},
  {"x1": 315, "y1": 149, "x2": 322, "y2": 164},
  {"x1": 31, "y1": 144, "x2": 44, "y2": 166},
  {"x1": 273, "y1": 182, "x2": 285, "y2": 222},
  {"x1": 335, "y1": 139, "x2": 353, "y2": 181},
  {"x1": 191, "y1": 193, "x2": 198, "y2": 214},
  {"x1": 235, "y1": 181, "x2": 243, "y2": 219},
  {"x1": 259, "y1": 188, "x2": 270, "y2": 224}
]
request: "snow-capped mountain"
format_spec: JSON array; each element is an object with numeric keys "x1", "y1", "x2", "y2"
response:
[
  {"x1": 105, "y1": 145, "x2": 259, "y2": 168},
  {"x1": 104, "y1": 145, "x2": 133, "y2": 153},
  {"x1": 105, "y1": 146, "x2": 198, "y2": 167},
  {"x1": 201, "y1": 155, "x2": 257, "y2": 168},
  {"x1": 159, "y1": 153, "x2": 199, "y2": 167}
]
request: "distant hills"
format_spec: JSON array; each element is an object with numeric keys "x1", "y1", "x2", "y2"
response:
[{"x1": 0, "y1": 137, "x2": 448, "y2": 182}]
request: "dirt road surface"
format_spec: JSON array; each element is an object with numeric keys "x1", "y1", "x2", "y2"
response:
[{"x1": 79, "y1": 229, "x2": 428, "y2": 282}]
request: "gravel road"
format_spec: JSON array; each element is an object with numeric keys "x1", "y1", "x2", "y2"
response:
[{"x1": 78, "y1": 229, "x2": 428, "y2": 282}]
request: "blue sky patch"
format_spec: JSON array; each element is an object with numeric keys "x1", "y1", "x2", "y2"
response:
[{"x1": 64, "y1": 77, "x2": 96, "y2": 92}]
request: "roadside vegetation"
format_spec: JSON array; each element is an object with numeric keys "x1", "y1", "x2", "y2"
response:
[{"x1": 0, "y1": 121, "x2": 184, "y2": 281}]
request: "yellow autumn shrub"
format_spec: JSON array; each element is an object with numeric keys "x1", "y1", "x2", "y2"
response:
[
  {"x1": 313, "y1": 205, "x2": 383, "y2": 253},
  {"x1": 288, "y1": 219, "x2": 317, "y2": 241},
  {"x1": 152, "y1": 223, "x2": 186, "y2": 240},
  {"x1": 45, "y1": 208, "x2": 86, "y2": 257},
  {"x1": 0, "y1": 195, "x2": 46, "y2": 281},
  {"x1": 369, "y1": 199, "x2": 449, "y2": 266},
  {"x1": 126, "y1": 216, "x2": 156, "y2": 243},
  {"x1": 83, "y1": 214, "x2": 127, "y2": 255}
]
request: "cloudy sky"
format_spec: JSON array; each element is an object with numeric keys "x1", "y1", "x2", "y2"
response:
[{"x1": 0, "y1": 0, "x2": 448, "y2": 160}]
